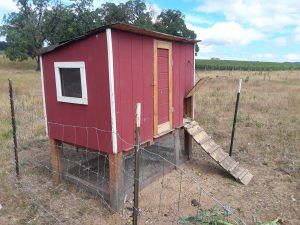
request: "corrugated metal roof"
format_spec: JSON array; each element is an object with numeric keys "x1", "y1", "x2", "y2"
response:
[{"x1": 40, "y1": 23, "x2": 200, "y2": 55}]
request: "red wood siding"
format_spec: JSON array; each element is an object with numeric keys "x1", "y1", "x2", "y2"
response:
[
  {"x1": 172, "y1": 42, "x2": 194, "y2": 128},
  {"x1": 112, "y1": 30, "x2": 154, "y2": 151},
  {"x1": 157, "y1": 48, "x2": 170, "y2": 124},
  {"x1": 42, "y1": 32, "x2": 113, "y2": 153},
  {"x1": 112, "y1": 30, "x2": 194, "y2": 152},
  {"x1": 41, "y1": 29, "x2": 194, "y2": 154}
]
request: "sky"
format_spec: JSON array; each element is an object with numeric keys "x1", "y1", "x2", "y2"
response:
[{"x1": 1, "y1": 0, "x2": 300, "y2": 62}]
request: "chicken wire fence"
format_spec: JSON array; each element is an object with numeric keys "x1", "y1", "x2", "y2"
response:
[{"x1": 3, "y1": 81, "x2": 251, "y2": 225}]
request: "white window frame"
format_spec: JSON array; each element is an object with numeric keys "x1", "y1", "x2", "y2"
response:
[{"x1": 54, "y1": 61, "x2": 88, "y2": 105}]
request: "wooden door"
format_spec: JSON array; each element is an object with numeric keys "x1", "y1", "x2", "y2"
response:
[{"x1": 154, "y1": 40, "x2": 172, "y2": 136}]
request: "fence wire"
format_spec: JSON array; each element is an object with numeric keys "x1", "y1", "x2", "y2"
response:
[
  {"x1": 5, "y1": 81, "x2": 299, "y2": 225},
  {"x1": 7, "y1": 117, "x2": 248, "y2": 225}
]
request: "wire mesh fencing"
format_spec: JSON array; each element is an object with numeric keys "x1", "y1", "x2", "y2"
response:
[
  {"x1": 5, "y1": 82, "x2": 133, "y2": 224},
  {"x1": 12, "y1": 133, "x2": 134, "y2": 224},
  {"x1": 4, "y1": 80, "x2": 250, "y2": 225},
  {"x1": 135, "y1": 146, "x2": 246, "y2": 225}
]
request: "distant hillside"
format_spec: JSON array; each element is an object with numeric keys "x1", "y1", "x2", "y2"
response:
[{"x1": 196, "y1": 59, "x2": 300, "y2": 71}]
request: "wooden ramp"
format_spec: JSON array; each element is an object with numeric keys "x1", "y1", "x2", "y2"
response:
[{"x1": 184, "y1": 120, "x2": 253, "y2": 185}]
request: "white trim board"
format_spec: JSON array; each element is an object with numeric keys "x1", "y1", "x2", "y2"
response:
[
  {"x1": 40, "y1": 56, "x2": 48, "y2": 135},
  {"x1": 106, "y1": 28, "x2": 118, "y2": 154},
  {"x1": 192, "y1": 44, "x2": 196, "y2": 119},
  {"x1": 54, "y1": 61, "x2": 88, "y2": 105}
]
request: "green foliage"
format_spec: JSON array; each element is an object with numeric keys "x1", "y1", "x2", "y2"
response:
[
  {"x1": 154, "y1": 9, "x2": 198, "y2": 53},
  {"x1": 155, "y1": 9, "x2": 196, "y2": 39},
  {"x1": 98, "y1": 0, "x2": 153, "y2": 29},
  {"x1": 97, "y1": 2, "x2": 129, "y2": 24},
  {"x1": 196, "y1": 59, "x2": 300, "y2": 71},
  {"x1": 236, "y1": 113, "x2": 243, "y2": 123},
  {"x1": 0, "y1": 41, "x2": 8, "y2": 51},
  {"x1": 253, "y1": 217, "x2": 281, "y2": 225},
  {"x1": 211, "y1": 88, "x2": 221, "y2": 97},
  {"x1": 0, "y1": 0, "x2": 103, "y2": 68},
  {"x1": 50, "y1": 188, "x2": 62, "y2": 197},
  {"x1": 46, "y1": 0, "x2": 100, "y2": 44},
  {"x1": 1, "y1": 0, "x2": 198, "y2": 66},
  {"x1": 180, "y1": 208, "x2": 236, "y2": 225}
]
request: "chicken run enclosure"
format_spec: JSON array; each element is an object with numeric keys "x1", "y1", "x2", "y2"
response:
[{"x1": 39, "y1": 23, "x2": 198, "y2": 210}]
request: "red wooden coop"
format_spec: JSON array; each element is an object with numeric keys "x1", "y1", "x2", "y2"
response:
[{"x1": 40, "y1": 23, "x2": 199, "y2": 210}]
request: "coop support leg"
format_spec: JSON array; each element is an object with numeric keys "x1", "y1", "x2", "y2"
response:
[
  {"x1": 50, "y1": 139, "x2": 64, "y2": 183},
  {"x1": 173, "y1": 129, "x2": 180, "y2": 167},
  {"x1": 184, "y1": 129, "x2": 192, "y2": 160},
  {"x1": 109, "y1": 152, "x2": 124, "y2": 211}
]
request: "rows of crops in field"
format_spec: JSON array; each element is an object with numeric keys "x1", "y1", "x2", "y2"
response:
[{"x1": 196, "y1": 59, "x2": 300, "y2": 71}]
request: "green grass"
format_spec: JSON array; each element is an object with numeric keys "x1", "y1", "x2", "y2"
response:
[{"x1": 196, "y1": 59, "x2": 300, "y2": 71}]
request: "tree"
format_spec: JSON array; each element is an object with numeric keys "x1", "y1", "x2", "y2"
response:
[
  {"x1": 125, "y1": 0, "x2": 153, "y2": 29},
  {"x1": 1, "y1": 0, "x2": 64, "y2": 69},
  {"x1": 97, "y1": 2, "x2": 129, "y2": 24},
  {"x1": 45, "y1": 0, "x2": 101, "y2": 44},
  {"x1": 98, "y1": 0, "x2": 153, "y2": 29},
  {"x1": 1, "y1": 0, "x2": 199, "y2": 68},
  {"x1": 0, "y1": 41, "x2": 8, "y2": 51},
  {"x1": 0, "y1": 0, "x2": 100, "y2": 70},
  {"x1": 154, "y1": 9, "x2": 199, "y2": 53}
]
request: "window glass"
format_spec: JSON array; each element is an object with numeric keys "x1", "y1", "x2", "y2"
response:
[{"x1": 59, "y1": 68, "x2": 82, "y2": 98}]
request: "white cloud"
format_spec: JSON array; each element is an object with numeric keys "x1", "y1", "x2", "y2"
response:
[
  {"x1": 187, "y1": 22, "x2": 263, "y2": 46},
  {"x1": 196, "y1": 0, "x2": 300, "y2": 32},
  {"x1": 284, "y1": 54, "x2": 300, "y2": 61},
  {"x1": 198, "y1": 44, "x2": 214, "y2": 53},
  {"x1": 146, "y1": 3, "x2": 161, "y2": 22},
  {"x1": 255, "y1": 53, "x2": 275, "y2": 60},
  {"x1": 294, "y1": 26, "x2": 300, "y2": 42},
  {"x1": 274, "y1": 37, "x2": 287, "y2": 46},
  {"x1": 185, "y1": 14, "x2": 212, "y2": 25},
  {"x1": 0, "y1": 0, "x2": 18, "y2": 12}
]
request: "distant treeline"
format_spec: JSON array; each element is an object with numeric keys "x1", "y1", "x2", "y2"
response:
[{"x1": 196, "y1": 59, "x2": 300, "y2": 71}]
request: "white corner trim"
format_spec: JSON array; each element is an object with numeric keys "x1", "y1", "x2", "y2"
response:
[
  {"x1": 54, "y1": 61, "x2": 88, "y2": 105},
  {"x1": 106, "y1": 28, "x2": 118, "y2": 154},
  {"x1": 192, "y1": 44, "x2": 196, "y2": 119},
  {"x1": 40, "y1": 56, "x2": 48, "y2": 135}
]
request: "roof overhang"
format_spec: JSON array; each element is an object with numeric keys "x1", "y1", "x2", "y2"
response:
[{"x1": 39, "y1": 23, "x2": 201, "y2": 55}]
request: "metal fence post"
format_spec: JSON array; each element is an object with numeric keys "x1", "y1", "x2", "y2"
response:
[
  {"x1": 9, "y1": 79, "x2": 20, "y2": 178},
  {"x1": 133, "y1": 103, "x2": 141, "y2": 225},
  {"x1": 229, "y1": 79, "x2": 242, "y2": 157}
]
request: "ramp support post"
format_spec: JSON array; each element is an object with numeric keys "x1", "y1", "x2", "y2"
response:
[{"x1": 184, "y1": 129, "x2": 192, "y2": 160}]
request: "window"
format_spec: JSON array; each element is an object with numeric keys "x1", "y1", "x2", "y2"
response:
[{"x1": 54, "y1": 62, "x2": 88, "y2": 105}]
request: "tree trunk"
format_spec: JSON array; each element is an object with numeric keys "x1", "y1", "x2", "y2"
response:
[{"x1": 35, "y1": 56, "x2": 40, "y2": 71}]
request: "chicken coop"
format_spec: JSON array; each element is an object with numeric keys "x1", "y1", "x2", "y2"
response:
[{"x1": 39, "y1": 23, "x2": 199, "y2": 210}]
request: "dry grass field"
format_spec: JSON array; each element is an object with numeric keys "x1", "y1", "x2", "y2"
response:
[{"x1": 0, "y1": 55, "x2": 299, "y2": 224}]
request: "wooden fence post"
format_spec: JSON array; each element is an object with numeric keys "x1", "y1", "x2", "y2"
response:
[
  {"x1": 50, "y1": 139, "x2": 64, "y2": 183},
  {"x1": 109, "y1": 152, "x2": 124, "y2": 211},
  {"x1": 133, "y1": 103, "x2": 141, "y2": 225},
  {"x1": 173, "y1": 129, "x2": 180, "y2": 167},
  {"x1": 185, "y1": 129, "x2": 192, "y2": 160},
  {"x1": 8, "y1": 80, "x2": 20, "y2": 179}
]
